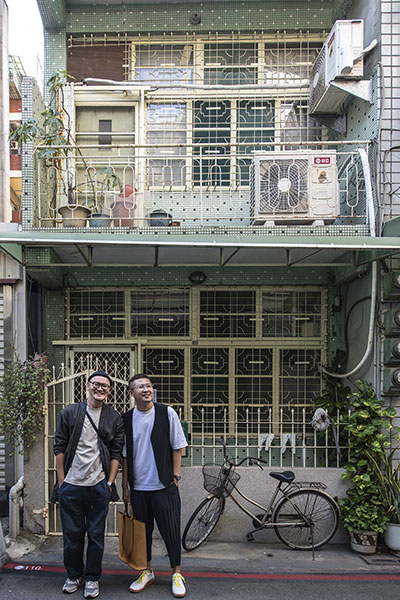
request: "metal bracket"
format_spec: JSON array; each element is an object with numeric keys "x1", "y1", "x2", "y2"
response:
[
  {"x1": 310, "y1": 113, "x2": 347, "y2": 134},
  {"x1": 330, "y1": 79, "x2": 373, "y2": 104},
  {"x1": 32, "y1": 507, "x2": 48, "y2": 519}
]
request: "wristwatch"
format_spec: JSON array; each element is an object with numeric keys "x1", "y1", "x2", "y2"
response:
[{"x1": 173, "y1": 474, "x2": 181, "y2": 482}]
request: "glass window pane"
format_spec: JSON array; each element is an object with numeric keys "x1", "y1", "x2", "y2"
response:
[
  {"x1": 146, "y1": 103, "x2": 187, "y2": 186},
  {"x1": 204, "y1": 43, "x2": 257, "y2": 84},
  {"x1": 134, "y1": 44, "x2": 193, "y2": 83}
]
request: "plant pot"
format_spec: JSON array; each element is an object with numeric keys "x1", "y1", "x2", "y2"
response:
[
  {"x1": 349, "y1": 530, "x2": 378, "y2": 554},
  {"x1": 149, "y1": 209, "x2": 172, "y2": 227},
  {"x1": 384, "y1": 523, "x2": 400, "y2": 552},
  {"x1": 112, "y1": 196, "x2": 136, "y2": 227},
  {"x1": 89, "y1": 213, "x2": 112, "y2": 227},
  {"x1": 58, "y1": 205, "x2": 90, "y2": 227}
]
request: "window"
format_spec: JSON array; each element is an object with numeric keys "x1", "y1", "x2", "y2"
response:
[
  {"x1": 121, "y1": 35, "x2": 324, "y2": 189},
  {"x1": 133, "y1": 44, "x2": 193, "y2": 83},
  {"x1": 204, "y1": 42, "x2": 258, "y2": 85},
  {"x1": 98, "y1": 119, "x2": 112, "y2": 148},
  {"x1": 146, "y1": 104, "x2": 187, "y2": 187},
  {"x1": 68, "y1": 290, "x2": 125, "y2": 338},
  {"x1": 131, "y1": 288, "x2": 190, "y2": 336}
]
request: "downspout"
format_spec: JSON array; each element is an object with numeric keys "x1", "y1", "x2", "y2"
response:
[
  {"x1": 9, "y1": 475, "x2": 24, "y2": 539},
  {"x1": 324, "y1": 148, "x2": 377, "y2": 379}
]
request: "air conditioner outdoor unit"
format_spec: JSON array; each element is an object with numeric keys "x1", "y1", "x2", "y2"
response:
[
  {"x1": 309, "y1": 20, "x2": 364, "y2": 114},
  {"x1": 10, "y1": 140, "x2": 19, "y2": 153},
  {"x1": 250, "y1": 151, "x2": 338, "y2": 225}
]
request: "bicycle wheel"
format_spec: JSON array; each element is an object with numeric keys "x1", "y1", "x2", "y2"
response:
[
  {"x1": 182, "y1": 495, "x2": 225, "y2": 551},
  {"x1": 273, "y1": 490, "x2": 339, "y2": 550}
]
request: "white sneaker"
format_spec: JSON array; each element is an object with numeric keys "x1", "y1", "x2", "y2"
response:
[
  {"x1": 172, "y1": 573, "x2": 186, "y2": 598},
  {"x1": 129, "y1": 569, "x2": 155, "y2": 593},
  {"x1": 62, "y1": 577, "x2": 84, "y2": 594},
  {"x1": 84, "y1": 581, "x2": 99, "y2": 599}
]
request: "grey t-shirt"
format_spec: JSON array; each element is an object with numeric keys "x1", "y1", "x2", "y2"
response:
[{"x1": 64, "y1": 405, "x2": 105, "y2": 487}]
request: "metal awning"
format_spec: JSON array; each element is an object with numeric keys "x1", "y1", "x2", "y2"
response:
[{"x1": 1, "y1": 231, "x2": 400, "y2": 268}]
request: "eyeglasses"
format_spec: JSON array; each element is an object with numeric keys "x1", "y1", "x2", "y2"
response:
[
  {"x1": 90, "y1": 381, "x2": 110, "y2": 391},
  {"x1": 130, "y1": 384, "x2": 153, "y2": 391}
]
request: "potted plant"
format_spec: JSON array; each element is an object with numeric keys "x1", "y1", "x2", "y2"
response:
[
  {"x1": 338, "y1": 380, "x2": 397, "y2": 554},
  {"x1": 9, "y1": 70, "x2": 94, "y2": 227},
  {"x1": 0, "y1": 355, "x2": 50, "y2": 455},
  {"x1": 88, "y1": 168, "x2": 123, "y2": 227},
  {"x1": 111, "y1": 184, "x2": 137, "y2": 227},
  {"x1": 370, "y1": 449, "x2": 400, "y2": 551}
]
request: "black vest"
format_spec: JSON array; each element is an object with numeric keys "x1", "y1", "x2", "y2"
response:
[{"x1": 122, "y1": 403, "x2": 173, "y2": 489}]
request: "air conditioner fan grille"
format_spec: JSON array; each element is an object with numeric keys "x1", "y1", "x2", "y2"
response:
[{"x1": 259, "y1": 159, "x2": 309, "y2": 213}]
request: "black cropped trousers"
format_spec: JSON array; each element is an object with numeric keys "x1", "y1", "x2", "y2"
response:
[{"x1": 132, "y1": 484, "x2": 181, "y2": 569}]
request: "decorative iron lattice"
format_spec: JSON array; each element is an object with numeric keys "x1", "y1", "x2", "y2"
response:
[
  {"x1": 142, "y1": 348, "x2": 185, "y2": 413},
  {"x1": 69, "y1": 290, "x2": 126, "y2": 339},
  {"x1": 72, "y1": 351, "x2": 131, "y2": 414},
  {"x1": 131, "y1": 288, "x2": 190, "y2": 337},
  {"x1": 199, "y1": 290, "x2": 257, "y2": 337}
]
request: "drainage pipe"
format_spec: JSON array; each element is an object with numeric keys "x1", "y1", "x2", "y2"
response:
[
  {"x1": 9, "y1": 475, "x2": 24, "y2": 539},
  {"x1": 323, "y1": 148, "x2": 377, "y2": 379}
]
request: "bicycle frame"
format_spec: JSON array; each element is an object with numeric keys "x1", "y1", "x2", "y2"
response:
[{"x1": 226, "y1": 479, "x2": 309, "y2": 530}]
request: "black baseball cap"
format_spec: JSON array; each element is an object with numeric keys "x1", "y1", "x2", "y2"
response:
[{"x1": 88, "y1": 370, "x2": 112, "y2": 385}]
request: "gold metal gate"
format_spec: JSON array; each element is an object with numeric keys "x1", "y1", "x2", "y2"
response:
[{"x1": 46, "y1": 349, "x2": 135, "y2": 535}]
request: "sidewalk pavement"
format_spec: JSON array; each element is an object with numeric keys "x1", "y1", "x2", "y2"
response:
[{"x1": 3, "y1": 532, "x2": 400, "y2": 575}]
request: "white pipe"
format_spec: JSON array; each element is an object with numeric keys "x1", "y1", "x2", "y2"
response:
[
  {"x1": 9, "y1": 475, "x2": 24, "y2": 539},
  {"x1": 323, "y1": 148, "x2": 377, "y2": 379},
  {"x1": 82, "y1": 77, "x2": 309, "y2": 90}
]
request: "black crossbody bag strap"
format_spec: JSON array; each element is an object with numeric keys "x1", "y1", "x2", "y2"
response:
[
  {"x1": 83, "y1": 407, "x2": 120, "y2": 502},
  {"x1": 84, "y1": 408, "x2": 104, "y2": 442}
]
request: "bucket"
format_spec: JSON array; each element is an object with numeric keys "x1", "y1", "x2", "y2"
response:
[
  {"x1": 150, "y1": 210, "x2": 172, "y2": 227},
  {"x1": 89, "y1": 213, "x2": 112, "y2": 227}
]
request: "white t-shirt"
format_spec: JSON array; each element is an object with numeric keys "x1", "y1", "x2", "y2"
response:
[
  {"x1": 65, "y1": 405, "x2": 105, "y2": 487},
  {"x1": 124, "y1": 405, "x2": 187, "y2": 491}
]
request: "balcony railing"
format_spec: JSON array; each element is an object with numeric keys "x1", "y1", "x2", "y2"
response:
[
  {"x1": 179, "y1": 406, "x2": 350, "y2": 468},
  {"x1": 33, "y1": 141, "x2": 372, "y2": 231}
]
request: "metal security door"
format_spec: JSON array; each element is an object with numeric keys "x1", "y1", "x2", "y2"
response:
[{"x1": 46, "y1": 347, "x2": 136, "y2": 534}]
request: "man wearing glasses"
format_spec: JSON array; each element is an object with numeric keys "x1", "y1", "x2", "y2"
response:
[
  {"x1": 122, "y1": 374, "x2": 187, "y2": 598},
  {"x1": 51, "y1": 370, "x2": 124, "y2": 599}
]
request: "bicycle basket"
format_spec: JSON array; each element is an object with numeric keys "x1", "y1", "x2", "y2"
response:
[{"x1": 202, "y1": 464, "x2": 240, "y2": 499}]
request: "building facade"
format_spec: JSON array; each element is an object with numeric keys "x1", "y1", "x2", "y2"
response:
[{"x1": 3, "y1": 0, "x2": 400, "y2": 537}]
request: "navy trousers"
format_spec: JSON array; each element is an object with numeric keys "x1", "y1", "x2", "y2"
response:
[
  {"x1": 58, "y1": 479, "x2": 111, "y2": 581},
  {"x1": 132, "y1": 484, "x2": 181, "y2": 569}
]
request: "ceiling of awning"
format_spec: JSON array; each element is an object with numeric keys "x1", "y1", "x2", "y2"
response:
[{"x1": 1, "y1": 231, "x2": 400, "y2": 268}]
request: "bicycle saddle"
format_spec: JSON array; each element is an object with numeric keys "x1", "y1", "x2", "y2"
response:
[{"x1": 269, "y1": 471, "x2": 295, "y2": 483}]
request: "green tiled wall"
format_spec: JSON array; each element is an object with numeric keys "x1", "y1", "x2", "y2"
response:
[
  {"x1": 63, "y1": 265, "x2": 331, "y2": 286},
  {"x1": 21, "y1": 77, "x2": 44, "y2": 228},
  {"x1": 65, "y1": 2, "x2": 335, "y2": 35}
]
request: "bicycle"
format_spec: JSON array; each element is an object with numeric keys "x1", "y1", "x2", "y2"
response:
[{"x1": 182, "y1": 438, "x2": 340, "y2": 557}]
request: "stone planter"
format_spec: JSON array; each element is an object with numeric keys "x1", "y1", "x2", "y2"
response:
[
  {"x1": 384, "y1": 523, "x2": 400, "y2": 552},
  {"x1": 58, "y1": 205, "x2": 90, "y2": 227},
  {"x1": 349, "y1": 530, "x2": 378, "y2": 554}
]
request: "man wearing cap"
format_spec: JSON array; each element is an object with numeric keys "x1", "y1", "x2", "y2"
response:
[{"x1": 51, "y1": 370, "x2": 124, "y2": 599}]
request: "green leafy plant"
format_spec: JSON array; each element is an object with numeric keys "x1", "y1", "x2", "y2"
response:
[
  {"x1": 369, "y1": 449, "x2": 400, "y2": 525},
  {"x1": 339, "y1": 379, "x2": 398, "y2": 533},
  {"x1": 10, "y1": 70, "x2": 124, "y2": 219},
  {"x1": 9, "y1": 70, "x2": 75, "y2": 161},
  {"x1": 0, "y1": 355, "x2": 50, "y2": 455}
]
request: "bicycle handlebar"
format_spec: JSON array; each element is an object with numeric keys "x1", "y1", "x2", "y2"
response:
[{"x1": 218, "y1": 437, "x2": 267, "y2": 468}]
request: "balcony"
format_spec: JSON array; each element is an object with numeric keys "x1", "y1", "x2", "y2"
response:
[
  {"x1": 9, "y1": 56, "x2": 24, "y2": 100},
  {"x1": 33, "y1": 141, "x2": 372, "y2": 234}
]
